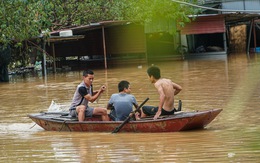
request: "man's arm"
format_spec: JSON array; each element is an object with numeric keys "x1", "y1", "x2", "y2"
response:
[
  {"x1": 85, "y1": 85, "x2": 106, "y2": 103},
  {"x1": 172, "y1": 82, "x2": 182, "y2": 95}
]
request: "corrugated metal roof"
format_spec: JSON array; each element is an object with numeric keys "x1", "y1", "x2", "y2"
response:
[
  {"x1": 222, "y1": 0, "x2": 260, "y2": 12},
  {"x1": 50, "y1": 20, "x2": 130, "y2": 35},
  {"x1": 180, "y1": 15, "x2": 225, "y2": 35}
]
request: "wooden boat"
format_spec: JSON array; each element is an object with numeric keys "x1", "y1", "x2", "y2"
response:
[{"x1": 28, "y1": 108, "x2": 222, "y2": 133}]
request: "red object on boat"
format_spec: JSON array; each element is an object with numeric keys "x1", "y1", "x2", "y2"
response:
[{"x1": 28, "y1": 109, "x2": 222, "y2": 133}]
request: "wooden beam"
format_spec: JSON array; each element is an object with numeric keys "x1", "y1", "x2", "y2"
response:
[
  {"x1": 47, "y1": 35, "x2": 85, "y2": 43},
  {"x1": 102, "y1": 26, "x2": 107, "y2": 69},
  {"x1": 51, "y1": 43, "x2": 56, "y2": 73}
]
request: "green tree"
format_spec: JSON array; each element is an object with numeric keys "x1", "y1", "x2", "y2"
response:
[
  {"x1": 1, "y1": 0, "x2": 198, "y2": 45},
  {"x1": 0, "y1": 0, "x2": 199, "y2": 81}
]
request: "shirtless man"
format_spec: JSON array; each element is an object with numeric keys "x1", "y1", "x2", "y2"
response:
[{"x1": 141, "y1": 66, "x2": 182, "y2": 120}]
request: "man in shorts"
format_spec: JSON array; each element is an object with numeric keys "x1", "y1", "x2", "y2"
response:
[
  {"x1": 141, "y1": 66, "x2": 182, "y2": 120},
  {"x1": 69, "y1": 69, "x2": 109, "y2": 121}
]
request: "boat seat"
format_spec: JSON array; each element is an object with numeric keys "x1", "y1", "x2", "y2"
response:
[
  {"x1": 52, "y1": 115, "x2": 78, "y2": 121},
  {"x1": 55, "y1": 115, "x2": 102, "y2": 121}
]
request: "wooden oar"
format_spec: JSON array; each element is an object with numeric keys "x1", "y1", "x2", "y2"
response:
[{"x1": 112, "y1": 97, "x2": 149, "y2": 133}]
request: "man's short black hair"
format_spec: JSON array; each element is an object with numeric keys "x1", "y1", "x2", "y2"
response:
[
  {"x1": 118, "y1": 80, "x2": 130, "y2": 92},
  {"x1": 147, "y1": 66, "x2": 161, "y2": 79},
  {"x1": 83, "y1": 69, "x2": 94, "y2": 77}
]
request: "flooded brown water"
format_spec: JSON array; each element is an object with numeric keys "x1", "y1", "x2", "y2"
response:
[{"x1": 1, "y1": 53, "x2": 260, "y2": 162}]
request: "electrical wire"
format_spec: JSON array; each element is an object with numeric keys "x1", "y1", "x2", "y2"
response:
[{"x1": 171, "y1": 0, "x2": 260, "y2": 13}]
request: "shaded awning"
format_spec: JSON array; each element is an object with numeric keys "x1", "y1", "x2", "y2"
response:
[{"x1": 180, "y1": 15, "x2": 225, "y2": 35}]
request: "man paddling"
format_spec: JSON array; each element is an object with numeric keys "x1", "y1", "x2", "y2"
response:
[{"x1": 141, "y1": 66, "x2": 182, "y2": 120}]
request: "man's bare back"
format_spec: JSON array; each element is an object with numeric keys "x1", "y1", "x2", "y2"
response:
[{"x1": 154, "y1": 78, "x2": 178, "y2": 111}]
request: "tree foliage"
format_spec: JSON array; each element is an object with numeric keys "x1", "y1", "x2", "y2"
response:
[
  {"x1": 0, "y1": 0, "x2": 198, "y2": 46},
  {"x1": 124, "y1": 0, "x2": 199, "y2": 34}
]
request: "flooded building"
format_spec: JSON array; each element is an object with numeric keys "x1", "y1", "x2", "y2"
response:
[
  {"x1": 201, "y1": 0, "x2": 260, "y2": 54},
  {"x1": 43, "y1": 1, "x2": 260, "y2": 71},
  {"x1": 44, "y1": 21, "x2": 181, "y2": 71}
]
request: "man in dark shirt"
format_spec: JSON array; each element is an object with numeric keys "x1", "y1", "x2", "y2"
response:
[{"x1": 69, "y1": 70, "x2": 109, "y2": 121}]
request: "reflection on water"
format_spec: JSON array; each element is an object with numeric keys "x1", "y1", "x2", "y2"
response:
[{"x1": 1, "y1": 53, "x2": 260, "y2": 162}]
